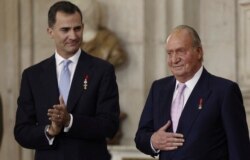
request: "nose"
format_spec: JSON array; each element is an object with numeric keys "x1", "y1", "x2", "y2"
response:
[
  {"x1": 69, "y1": 30, "x2": 77, "y2": 40},
  {"x1": 171, "y1": 53, "x2": 180, "y2": 63}
]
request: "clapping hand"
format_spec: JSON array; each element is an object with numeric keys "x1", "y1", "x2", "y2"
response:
[{"x1": 47, "y1": 96, "x2": 71, "y2": 136}]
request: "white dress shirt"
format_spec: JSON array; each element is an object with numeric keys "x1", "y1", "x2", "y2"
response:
[
  {"x1": 45, "y1": 49, "x2": 81, "y2": 145},
  {"x1": 151, "y1": 66, "x2": 203, "y2": 152}
]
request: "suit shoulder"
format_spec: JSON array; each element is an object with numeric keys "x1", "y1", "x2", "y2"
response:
[
  {"x1": 22, "y1": 56, "x2": 53, "y2": 75},
  {"x1": 209, "y1": 73, "x2": 237, "y2": 88},
  {"x1": 153, "y1": 76, "x2": 174, "y2": 84},
  {"x1": 92, "y1": 56, "x2": 113, "y2": 68},
  {"x1": 150, "y1": 76, "x2": 175, "y2": 89},
  {"x1": 204, "y1": 72, "x2": 243, "y2": 96},
  {"x1": 84, "y1": 51, "x2": 114, "y2": 70}
]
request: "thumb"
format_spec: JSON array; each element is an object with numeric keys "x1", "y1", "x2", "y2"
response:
[
  {"x1": 59, "y1": 96, "x2": 65, "y2": 105},
  {"x1": 159, "y1": 120, "x2": 171, "y2": 131}
]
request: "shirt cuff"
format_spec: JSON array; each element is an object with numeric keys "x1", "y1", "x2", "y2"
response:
[
  {"x1": 45, "y1": 125, "x2": 55, "y2": 145},
  {"x1": 64, "y1": 114, "x2": 73, "y2": 132},
  {"x1": 150, "y1": 137, "x2": 160, "y2": 153}
]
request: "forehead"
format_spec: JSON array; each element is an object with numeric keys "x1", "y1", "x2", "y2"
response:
[
  {"x1": 54, "y1": 11, "x2": 82, "y2": 26},
  {"x1": 166, "y1": 30, "x2": 193, "y2": 49}
]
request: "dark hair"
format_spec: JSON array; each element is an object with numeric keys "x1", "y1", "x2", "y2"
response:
[
  {"x1": 172, "y1": 25, "x2": 202, "y2": 48},
  {"x1": 48, "y1": 1, "x2": 82, "y2": 27}
]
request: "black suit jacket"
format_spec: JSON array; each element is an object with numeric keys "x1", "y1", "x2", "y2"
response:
[
  {"x1": 135, "y1": 68, "x2": 250, "y2": 160},
  {"x1": 14, "y1": 51, "x2": 120, "y2": 160}
]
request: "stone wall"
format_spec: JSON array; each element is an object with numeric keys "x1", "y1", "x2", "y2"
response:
[{"x1": 0, "y1": 0, "x2": 249, "y2": 160}]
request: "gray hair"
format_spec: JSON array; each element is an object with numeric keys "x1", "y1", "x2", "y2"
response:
[{"x1": 171, "y1": 25, "x2": 202, "y2": 48}]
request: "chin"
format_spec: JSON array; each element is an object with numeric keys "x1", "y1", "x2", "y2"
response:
[
  {"x1": 68, "y1": 47, "x2": 79, "y2": 53},
  {"x1": 173, "y1": 71, "x2": 186, "y2": 77},
  {"x1": 172, "y1": 68, "x2": 184, "y2": 74}
]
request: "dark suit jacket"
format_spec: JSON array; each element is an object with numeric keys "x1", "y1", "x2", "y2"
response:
[
  {"x1": 14, "y1": 51, "x2": 120, "y2": 160},
  {"x1": 135, "y1": 68, "x2": 250, "y2": 160}
]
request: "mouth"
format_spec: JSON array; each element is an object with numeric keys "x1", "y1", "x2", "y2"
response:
[
  {"x1": 171, "y1": 65, "x2": 185, "y2": 72},
  {"x1": 67, "y1": 42, "x2": 80, "y2": 47},
  {"x1": 173, "y1": 65, "x2": 183, "y2": 68}
]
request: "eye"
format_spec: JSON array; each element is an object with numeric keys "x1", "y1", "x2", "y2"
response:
[
  {"x1": 74, "y1": 26, "x2": 82, "y2": 32},
  {"x1": 167, "y1": 51, "x2": 173, "y2": 58},
  {"x1": 60, "y1": 28, "x2": 69, "y2": 32},
  {"x1": 177, "y1": 48, "x2": 185, "y2": 54}
]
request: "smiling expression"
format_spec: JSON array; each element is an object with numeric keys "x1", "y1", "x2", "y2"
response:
[
  {"x1": 47, "y1": 11, "x2": 83, "y2": 58},
  {"x1": 166, "y1": 29, "x2": 203, "y2": 82}
]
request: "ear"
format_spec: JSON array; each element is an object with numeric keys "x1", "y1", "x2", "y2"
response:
[
  {"x1": 196, "y1": 47, "x2": 203, "y2": 60},
  {"x1": 47, "y1": 27, "x2": 53, "y2": 39}
]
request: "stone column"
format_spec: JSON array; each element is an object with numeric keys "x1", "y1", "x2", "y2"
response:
[
  {"x1": 99, "y1": 0, "x2": 146, "y2": 145},
  {"x1": 0, "y1": 0, "x2": 21, "y2": 159},
  {"x1": 200, "y1": 0, "x2": 237, "y2": 80},
  {"x1": 237, "y1": 0, "x2": 250, "y2": 128}
]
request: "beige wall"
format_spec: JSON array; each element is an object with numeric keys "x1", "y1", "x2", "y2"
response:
[
  {"x1": 0, "y1": 0, "x2": 249, "y2": 160},
  {"x1": 0, "y1": 0, "x2": 21, "y2": 159}
]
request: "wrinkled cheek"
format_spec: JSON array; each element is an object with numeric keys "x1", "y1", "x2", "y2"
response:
[
  {"x1": 167, "y1": 60, "x2": 171, "y2": 67},
  {"x1": 60, "y1": 40, "x2": 67, "y2": 47},
  {"x1": 183, "y1": 64, "x2": 189, "y2": 71},
  {"x1": 185, "y1": 64, "x2": 195, "y2": 74}
]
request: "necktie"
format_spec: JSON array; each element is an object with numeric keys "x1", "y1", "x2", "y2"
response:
[
  {"x1": 171, "y1": 83, "x2": 186, "y2": 132},
  {"x1": 59, "y1": 60, "x2": 71, "y2": 104}
]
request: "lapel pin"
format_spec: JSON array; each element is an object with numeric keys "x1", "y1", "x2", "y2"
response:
[
  {"x1": 83, "y1": 75, "x2": 89, "y2": 90},
  {"x1": 198, "y1": 98, "x2": 203, "y2": 110}
]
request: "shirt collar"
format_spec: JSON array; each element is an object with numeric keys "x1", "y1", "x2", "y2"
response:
[
  {"x1": 175, "y1": 66, "x2": 203, "y2": 90},
  {"x1": 55, "y1": 49, "x2": 81, "y2": 66}
]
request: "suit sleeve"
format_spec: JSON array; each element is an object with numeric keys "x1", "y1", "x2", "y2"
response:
[
  {"x1": 221, "y1": 82, "x2": 250, "y2": 160},
  {"x1": 135, "y1": 82, "x2": 159, "y2": 157},
  {"x1": 14, "y1": 70, "x2": 55, "y2": 150}
]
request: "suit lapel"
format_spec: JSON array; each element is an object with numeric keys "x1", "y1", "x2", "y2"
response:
[
  {"x1": 159, "y1": 78, "x2": 176, "y2": 131},
  {"x1": 67, "y1": 51, "x2": 93, "y2": 112},
  {"x1": 176, "y1": 69, "x2": 212, "y2": 137},
  {"x1": 40, "y1": 55, "x2": 60, "y2": 106}
]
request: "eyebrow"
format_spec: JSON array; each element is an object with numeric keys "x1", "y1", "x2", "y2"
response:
[{"x1": 59, "y1": 25, "x2": 82, "y2": 30}]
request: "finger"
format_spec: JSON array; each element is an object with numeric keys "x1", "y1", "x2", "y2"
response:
[
  {"x1": 162, "y1": 146, "x2": 178, "y2": 151},
  {"x1": 172, "y1": 133, "x2": 184, "y2": 138},
  {"x1": 53, "y1": 106, "x2": 67, "y2": 118},
  {"x1": 174, "y1": 137, "x2": 185, "y2": 143},
  {"x1": 48, "y1": 107, "x2": 57, "y2": 113},
  {"x1": 159, "y1": 120, "x2": 171, "y2": 131},
  {"x1": 47, "y1": 112, "x2": 53, "y2": 118},
  {"x1": 172, "y1": 142, "x2": 184, "y2": 146},
  {"x1": 160, "y1": 141, "x2": 184, "y2": 150},
  {"x1": 48, "y1": 109, "x2": 53, "y2": 115},
  {"x1": 49, "y1": 108, "x2": 61, "y2": 116},
  {"x1": 49, "y1": 114, "x2": 63, "y2": 123},
  {"x1": 48, "y1": 108, "x2": 59, "y2": 118},
  {"x1": 49, "y1": 113, "x2": 59, "y2": 120},
  {"x1": 59, "y1": 96, "x2": 65, "y2": 106},
  {"x1": 157, "y1": 142, "x2": 180, "y2": 151}
]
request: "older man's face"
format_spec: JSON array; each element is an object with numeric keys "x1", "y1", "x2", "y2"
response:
[{"x1": 166, "y1": 29, "x2": 203, "y2": 82}]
